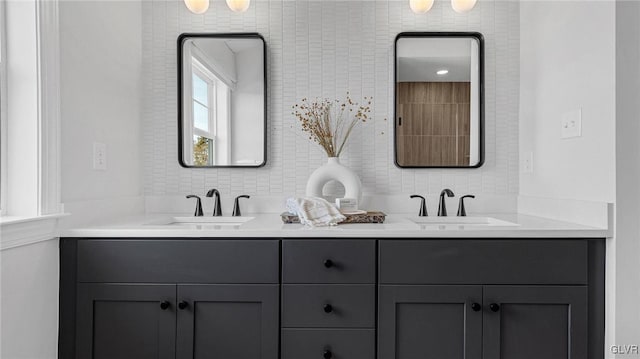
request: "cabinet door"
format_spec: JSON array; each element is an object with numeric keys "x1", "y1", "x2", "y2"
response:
[
  {"x1": 76, "y1": 283, "x2": 176, "y2": 359},
  {"x1": 176, "y1": 284, "x2": 279, "y2": 359},
  {"x1": 483, "y1": 286, "x2": 587, "y2": 359},
  {"x1": 378, "y1": 285, "x2": 483, "y2": 359}
]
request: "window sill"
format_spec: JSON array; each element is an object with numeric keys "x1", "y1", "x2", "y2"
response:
[{"x1": 0, "y1": 213, "x2": 69, "y2": 250}]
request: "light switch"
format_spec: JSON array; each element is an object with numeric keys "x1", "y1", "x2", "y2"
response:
[
  {"x1": 93, "y1": 142, "x2": 107, "y2": 170},
  {"x1": 561, "y1": 109, "x2": 582, "y2": 139}
]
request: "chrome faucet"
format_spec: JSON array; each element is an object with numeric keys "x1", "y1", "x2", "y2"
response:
[
  {"x1": 206, "y1": 189, "x2": 222, "y2": 216},
  {"x1": 437, "y1": 189, "x2": 455, "y2": 216}
]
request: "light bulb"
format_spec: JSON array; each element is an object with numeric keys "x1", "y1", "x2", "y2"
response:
[
  {"x1": 226, "y1": 0, "x2": 250, "y2": 12},
  {"x1": 184, "y1": 0, "x2": 209, "y2": 14},
  {"x1": 451, "y1": 0, "x2": 477, "y2": 13},
  {"x1": 409, "y1": 0, "x2": 434, "y2": 14}
]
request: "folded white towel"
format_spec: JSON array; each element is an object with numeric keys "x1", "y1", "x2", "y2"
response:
[{"x1": 286, "y1": 197, "x2": 346, "y2": 227}]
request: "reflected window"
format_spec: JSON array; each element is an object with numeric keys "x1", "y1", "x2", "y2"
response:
[
  {"x1": 193, "y1": 135, "x2": 214, "y2": 166},
  {"x1": 189, "y1": 56, "x2": 230, "y2": 166}
]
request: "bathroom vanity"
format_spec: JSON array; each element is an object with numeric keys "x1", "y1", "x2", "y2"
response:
[{"x1": 58, "y1": 214, "x2": 607, "y2": 359}]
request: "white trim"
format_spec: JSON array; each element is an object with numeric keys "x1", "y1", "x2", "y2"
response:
[
  {"x1": 36, "y1": 0, "x2": 62, "y2": 215},
  {"x1": 0, "y1": 0, "x2": 7, "y2": 215},
  {"x1": 1, "y1": 0, "x2": 61, "y2": 217},
  {"x1": 0, "y1": 213, "x2": 67, "y2": 251}
]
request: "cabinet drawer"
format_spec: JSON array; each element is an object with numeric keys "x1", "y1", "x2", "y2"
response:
[
  {"x1": 282, "y1": 285, "x2": 375, "y2": 328},
  {"x1": 282, "y1": 329, "x2": 375, "y2": 359},
  {"x1": 77, "y1": 239, "x2": 279, "y2": 283},
  {"x1": 379, "y1": 240, "x2": 588, "y2": 285},
  {"x1": 282, "y1": 240, "x2": 375, "y2": 284}
]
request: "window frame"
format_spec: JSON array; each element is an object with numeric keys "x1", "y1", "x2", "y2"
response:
[
  {"x1": 0, "y1": 0, "x2": 63, "y2": 249},
  {"x1": 191, "y1": 59, "x2": 217, "y2": 141}
]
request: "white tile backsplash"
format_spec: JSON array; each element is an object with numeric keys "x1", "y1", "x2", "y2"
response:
[{"x1": 142, "y1": 0, "x2": 520, "y2": 200}]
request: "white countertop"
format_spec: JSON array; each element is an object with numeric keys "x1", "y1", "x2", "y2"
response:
[{"x1": 60, "y1": 213, "x2": 610, "y2": 239}]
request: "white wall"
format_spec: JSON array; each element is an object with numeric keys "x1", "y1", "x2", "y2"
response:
[
  {"x1": 59, "y1": 0, "x2": 143, "y2": 208},
  {"x1": 1, "y1": 240, "x2": 60, "y2": 359},
  {"x1": 519, "y1": 0, "x2": 616, "y2": 203},
  {"x1": 142, "y1": 0, "x2": 520, "y2": 201},
  {"x1": 231, "y1": 45, "x2": 264, "y2": 165},
  {"x1": 615, "y1": 0, "x2": 640, "y2": 355}
]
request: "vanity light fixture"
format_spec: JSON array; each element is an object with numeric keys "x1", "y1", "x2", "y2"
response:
[
  {"x1": 451, "y1": 0, "x2": 478, "y2": 13},
  {"x1": 437, "y1": 69, "x2": 449, "y2": 75},
  {"x1": 183, "y1": 0, "x2": 209, "y2": 14},
  {"x1": 226, "y1": 0, "x2": 250, "y2": 12},
  {"x1": 409, "y1": 0, "x2": 435, "y2": 14}
]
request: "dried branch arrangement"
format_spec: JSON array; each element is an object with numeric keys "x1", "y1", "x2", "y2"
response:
[{"x1": 291, "y1": 93, "x2": 372, "y2": 157}]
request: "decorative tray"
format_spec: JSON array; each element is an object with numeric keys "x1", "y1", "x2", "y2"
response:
[{"x1": 280, "y1": 211, "x2": 386, "y2": 224}]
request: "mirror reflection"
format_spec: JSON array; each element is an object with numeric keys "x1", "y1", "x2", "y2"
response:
[
  {"x1": 395, "y1": 33, "x2": 484, "y2": 168},
  {"x1": 179, "y1": 34, "x2": 266, "y2": 167}
]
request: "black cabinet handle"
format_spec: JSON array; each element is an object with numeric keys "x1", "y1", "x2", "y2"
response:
[
  {"x1": 178, "y1": 301, "x2": 189, "y2": 310},
  {"x1": 323, "y1": 350, "x2": 333, "y2": 359},
  {"x1": 160, "y1": 301, "x2": 170, "y2": 310},
  {"x1": 471, "y1": 302, "x2": 481, "y2": 312},
  {"x1": 323, "y1": 304, "x2": 333, "y2": 313},
  {"x1": 489, "y1": 303, "x2": 500, "y2": 312},
  {"x1": 323, "y1": 259, "x2": 334, "y2": 268}
]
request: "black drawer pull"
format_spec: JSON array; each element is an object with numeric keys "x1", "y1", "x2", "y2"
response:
[
  {"x1": 489, "y1": 303, "x2": 500, "y2": 312},
  {"x1": 160, "y1": 301, "x2": 170, "y2": 310},
  {"x1": 178, "y1": 301, "x2": 189, "y2": 310},
  {"x1": 323, "y1": 350, "x2": 333, "y2": 359},
  {"x1": 471, "y1": 302, "x2": 481, "y2": 312},
  {"x1": 323, "y1": 304, "x2": 333, "y2": 313},
  {"x1": 323, "y1": 259, "x2": 334, "y2": 268}
]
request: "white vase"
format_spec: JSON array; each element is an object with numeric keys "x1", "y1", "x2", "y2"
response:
[{"x1": 306, "y1": 157, "x2": 362, "y2": 203}]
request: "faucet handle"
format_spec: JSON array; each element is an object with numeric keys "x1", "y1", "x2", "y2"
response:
[
  {"x1": 232, "y1": 195, "x2": 250, "y2": 217},
  {"x1": 186, "y1": 195, "x2": 204, "y2": 217},
  {"x1": 410, "y1": 195, "x2": 428, "y2": 217},
  {"x1": 457, "y1": 195, "x2": 475, "y2": 217}
]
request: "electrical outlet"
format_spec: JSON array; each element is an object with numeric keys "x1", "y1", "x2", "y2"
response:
[
  {"x1": 522, "y1": 151, "x2": 533, "y2": 174},
  {"x1": 561, "y1": 109, "x2": 582, "y2": 139},
  {"x1": 93, "y1": 142, "x2": 107, "y2": 170}
]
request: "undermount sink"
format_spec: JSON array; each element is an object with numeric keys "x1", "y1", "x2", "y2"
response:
[
  {"x1": 409, "y1": 216, "x2": 519, "y2": 227},
  {"x1": 163, "y1": 216, "x2": 255, "y2": 226}
]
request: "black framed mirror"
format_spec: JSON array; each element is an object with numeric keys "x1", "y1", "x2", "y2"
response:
[
  {"x1": 394, "y1": 32, "x2": 484, "y2": 168},
  {"x1": 178, "y1": 33, "x2": 267, "y2": 168}
]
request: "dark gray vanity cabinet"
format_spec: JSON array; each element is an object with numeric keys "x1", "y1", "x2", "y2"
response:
[
  {"x1": 482, "y1": 285, "x2": 587, "y2": 359},
  {"x1": 76, "y1": 284, "x2": 177, "y2": 359},
  {"x1": 378, "y1": 285, "x2": 483, "y2": 359},
  {"x1": 60, "y1": 237, "x2": 605, "y2": 359},
  {"x1": 281, "y1": 240, "x2": 376, "y2": 359},
  {"x1": 378, "y1": 240, "x2": 604, "y2": 359},
  {"x1": 60, "y1": 239, "x2": 280, "y2": 359},
  {"x1": 176, "y1": 284, "x2": 279, "y2": 359}
]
